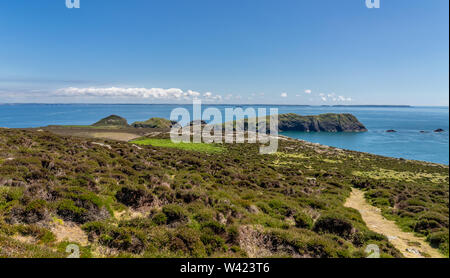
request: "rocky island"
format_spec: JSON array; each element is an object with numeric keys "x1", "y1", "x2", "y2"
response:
[
  {"x1": 277, "y1": 113, "x2": 367, "y2": 132},
  {"x1": 226, "y1": 113, "x2": 368, "y2": 133}
]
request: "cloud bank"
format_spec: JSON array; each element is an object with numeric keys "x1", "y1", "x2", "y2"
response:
[
  {"x1": 55, "y1": 87, "x2": 223, "y2": 101},
  {"x1": 48, "y1": 87, "x2": 354, "y2": 104},
  {"x1": 319, "y1": 92, "x2": 352, "y2": 102}
]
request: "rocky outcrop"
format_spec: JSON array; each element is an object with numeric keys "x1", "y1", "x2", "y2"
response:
[
  {"x1": 434, "y1": 129, "x2": 445, "y2": 133},
  {"x1": 225, "y1": 113, "x2": 367, "y2": 133},
  {"x1": 92, "y1": 115, "x2": 129, "y2": 127},
  {"x1": 277, "y1": 113, "x2": 367, "y2": 132},
  {"x1": 131, "y1": 117, "x2": 175, "y2": 129}
]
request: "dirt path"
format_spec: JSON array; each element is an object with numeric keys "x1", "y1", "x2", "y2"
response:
[
  {"x1": 91, "y1": 132, "x2": 141, "y2": 142},
  {"x1": 345, "y1": 188, "x2": 444, "y2": 258}
]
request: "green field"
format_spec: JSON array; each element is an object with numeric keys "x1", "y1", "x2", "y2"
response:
[{"x1": 131, "y1": 138, "x2": 224, "y2": 153}]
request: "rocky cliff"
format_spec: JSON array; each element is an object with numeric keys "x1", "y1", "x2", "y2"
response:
[{"x1": 278, "y1": 113, "x2": 367, "y2": 132}]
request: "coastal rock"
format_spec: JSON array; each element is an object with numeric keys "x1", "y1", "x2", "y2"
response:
[
  {"x1": 227, "y1": 113, "x2": 368, "y2": 133},
  {"x1": 434, "y1": 129, "x2": 445, "y2": 133},
  {"x1": 131, "y1": 117, "x2": 175, "y2": 129},
  {"x1": 277, "y1": 113, "x2": 368, "y2": 132},
  {"x1": 92, "y1": 115, "x2": 129, "y2": 127}
]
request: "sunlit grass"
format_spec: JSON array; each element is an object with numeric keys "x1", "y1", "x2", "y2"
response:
[
  {"x1": 130, "y1": 138, "x2": 224, "y2": 153},
  {"x1": 353, "y1": 168, "x2": 448, "y2": 183}
]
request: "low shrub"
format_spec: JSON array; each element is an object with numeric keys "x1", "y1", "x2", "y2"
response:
[
  {"x1": 115, "y1": 186, "x2": 153, "y2": 208},
  {"x1": 293, "y1": 212, "x2": 313, "y2": 229},
  {"x1": 162, "y1": 204, "x2": 188, "y2": 224},
  {"x1": 313, "y1": 214, "x2": 354, "y2": 238},
  {"x1": 427, "y1": 231, "x2": 449, "y2": 256},
  {"x1": 152, "y1": 213, "x2": 167, "y2": 225}
]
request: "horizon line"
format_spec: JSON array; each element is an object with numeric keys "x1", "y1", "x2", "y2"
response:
[{"x1": 0, "y1": 103, "x2": 449, "y2": 108}]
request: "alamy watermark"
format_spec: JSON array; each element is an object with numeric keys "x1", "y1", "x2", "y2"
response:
[
  {"x1": 365, "y1": 244, "x2": 380, "y2": 258},
  {"x1": 66, "y1": 244, "x2": 80, "y2": 258},
  {"x1": 66, "y1": 0, "x2": 80, "y2": 9},
  {"x1": 66, "y1": 1, "x2": 379, "y2": 10},
  {"x1": 366, "y1": 0, "x2": 380, "y2": 9},
  {"x1": 169, "y1": 100, "x2": 279, "y2": 154}
]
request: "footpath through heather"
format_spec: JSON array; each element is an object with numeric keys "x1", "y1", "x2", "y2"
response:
[{"x1": 345, "y1": 188, "x2": 445, "y2": 258}]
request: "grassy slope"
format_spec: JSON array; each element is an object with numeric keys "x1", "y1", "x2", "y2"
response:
[
  {"x1": 131, "y1": 138, "x2": 224, "y2": 153},
  {"x1": 131, "y1": 118, "x2": 173, "y2": 129},
  {"x1": 0, "y1": 128, "x2": 448, "y2": 258}
]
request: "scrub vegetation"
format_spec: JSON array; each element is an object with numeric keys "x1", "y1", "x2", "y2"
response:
[{"x1": 0, "y1": 127, "x2": 447, "y2": 258}]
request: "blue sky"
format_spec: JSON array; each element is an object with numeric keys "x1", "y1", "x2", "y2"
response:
[{"x1": 0, "y1": 0, "x2": 448, "y2": 105}]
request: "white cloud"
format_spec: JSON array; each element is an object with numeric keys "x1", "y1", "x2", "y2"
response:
[
  {"x1": 186, "y1": 90, "x2": 201, "y2": 97},
  {"x1": 318, "y1": 93, "x2": 352, "y2": 103},
  {"x1": 281, "y1": 92, "x2": 288, "y2": 98},
  {"x1": 304, "y1": 89, "x2": 312, "y2": 94},
  {"x1": 55, "y1": 87, "x2": 224, "y2": 101}
]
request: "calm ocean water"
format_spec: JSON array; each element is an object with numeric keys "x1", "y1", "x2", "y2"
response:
[{"x1": 0, "y1": 104, "x2": 448, "y2": 165}]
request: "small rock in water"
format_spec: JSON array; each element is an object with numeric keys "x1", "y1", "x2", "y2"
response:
[
  {"x1": 434, "y1": 128, "x2": 445, "y2": 133},
  {"x1": 386, "y1": 130, "x2": 397, "y2": 133}
]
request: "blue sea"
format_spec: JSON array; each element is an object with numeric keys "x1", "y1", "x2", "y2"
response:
[{"x1": 0, "y1": 104, "x2": 448, "y2": 165}]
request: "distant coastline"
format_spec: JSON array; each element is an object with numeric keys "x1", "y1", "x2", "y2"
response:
[
  {"x1": 3, "y1": 103, "x2": 449, "y2": 108},
  {"x1": 326, "y1": 105, "x2": 412, "y2": 108}
]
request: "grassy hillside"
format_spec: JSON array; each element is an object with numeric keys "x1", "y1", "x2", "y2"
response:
[
  {"x1": 131, "y1": 118, "x2": 174, "y2": 129},
  {"x1": 92, "y1": 115, "x2": 129, "y2": 128},
  {"x1": 0, "y1": 128, "x2": 447, "y2": 258}
]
